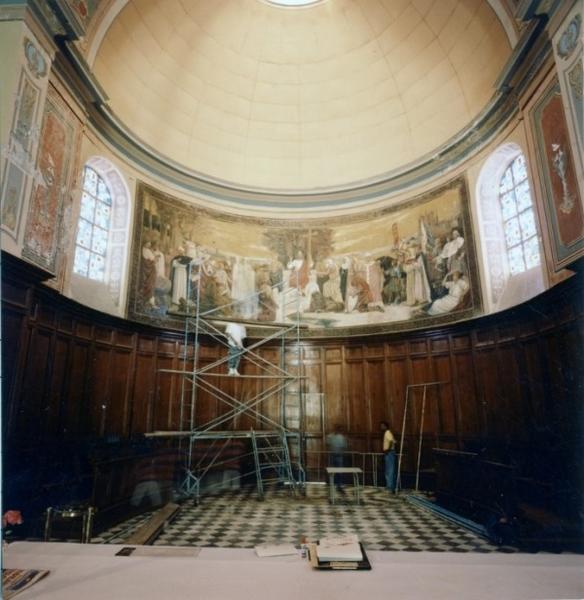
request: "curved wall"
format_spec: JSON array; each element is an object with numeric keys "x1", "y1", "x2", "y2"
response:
[{"x1": 4, "y1": 254, "x2": 582, "y2": 489}]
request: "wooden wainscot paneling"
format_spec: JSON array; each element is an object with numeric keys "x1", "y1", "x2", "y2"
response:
[
  {"x1": 324, "y1": 347, "x2": 341, "y2": 362},
  {"x1": 498, "y1": 323, "x2": 519, "y2": 343},
  {"x1": 519, "y1": 318, "x2": 537, "y2": 338},
  {"x1": 57, "y1": 313, "x2": 74, "y2": 334},
  {"x1": 497, "y1": 344, "x2": 525, "y2": 439},
  {"x1": 197, "y1": 343, "x2": 216, "y2": 359},
  {"x1": 408, "y1": 339, "x2": 428, "y2": 355},
  {"x1": 303, "y1": 390, "x2": 323, "y2": 434},
  {"x1": 17, "y1": 327, "x2": 53, "y2": 439},
  {"x1": 132, "y1": 352, "x2": 157, "y2": 433},
  {"x1": 115, "y1": 330, "x2": 135, "y2": 348},
  {"x1": 345, "y1": 359, "x2": 368, "y2": 432},
  {"x1": 89, "y1": 345, "x2": 112, "y2": 437},
  {"x1": 2, "y1": 308, "x2": 27, "y2": 421},
  {"x1": 35, "y1": 303, "x2": 56, "y2": 328},
  {"x1": 138, "y1": 336, "x2": 155, "y2": 353},
  {"x1": 386, "y1": 358, "x2": 408, "y2": 427},
  {"x1": 346, "y1": 346, "x2": 363, "y2": 360},
  {"x1": 95, "y1": 326, "x2": 113, "y2": 344},
  {"x1": 2, "y1": 251, "x2": 583, "y2": 522},
  {"x1": 452, "y1": 334, "x2": 471, "y2": 351},
  {"x1": 304, "y1": 347, "x2": 320, "y2": 360},
  {"x1": 64, "y1": 340, "x2": 90, "y2": 435},
  {"x1": 474, "y1": 328, "x2": 496, "y2": 347},
  {"x1": 432, "y1": 355, "x2": 456, "y2": 437},
  {"x1": 324, "y1": 362, "x2": 345, "y2": 428},
  {"x1": 475, "y1": 347, "x2": 503, "y2": 437},
  {"x1": 157, "y1": 339, "x2": 178, "y2": 356},
  {"x1": 366, "y1": 358, "x2": 387, "y2": 436},
  {"x1": 365, "y1": 344, "x2": 384, "y2": 358},
  {"x1": 452, "y1": 352, "x2": 481, "y2": 436},
  {"x1": 75, "y1": 320, "x2": 93, "y2": 340},
  {"x1": 45, "y1": 335, "x2": 70, "y2": 436},
  {"x1": 2, "y1": 279, "x2": 29, "y2": 308},
  {"x1": 430, "y1": 337, "x2": 449, "y2": 354},
  {"x1": 106, "y1": 349, "x2": 133, "y2": 436},
  {"x1": 521, "y1": 338, "x2": 547, "y2": 424},
  {"x1": 386, "y1": 341, "x2": 407, "y2": 357}
]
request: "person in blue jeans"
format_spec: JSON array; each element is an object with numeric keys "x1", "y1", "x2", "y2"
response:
[{"x1": 380, "y1": 421, "x2": 397, "y2": 493}]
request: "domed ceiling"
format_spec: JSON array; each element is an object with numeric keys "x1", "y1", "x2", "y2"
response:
[{"x1": 93, "y1": 0, "x2": 511, "y2": 191}]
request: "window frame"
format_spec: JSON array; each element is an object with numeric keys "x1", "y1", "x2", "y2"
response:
[
  {"x1": 73, "y1": 165, "x2": 113, "y2": 282},
  {"x1": 498, "y1": 154, "x2": 541, "y2": 276}
]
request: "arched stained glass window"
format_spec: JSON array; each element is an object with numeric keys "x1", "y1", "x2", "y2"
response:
[
  {"x1": 73, "y1": 166, "x2": 112, "y2": 281},
  {"x1": 498, "y1": 154, "x2": 541, "y2": 275}
]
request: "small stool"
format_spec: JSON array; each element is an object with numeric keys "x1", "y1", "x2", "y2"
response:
[
  {"x1": 44, "y1": 505, "x2": 96, "y2": 543},
  {"x1": 326, "y1": 467, "x2": 363, "y2": 505}
]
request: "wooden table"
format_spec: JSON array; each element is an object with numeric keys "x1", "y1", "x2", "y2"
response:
[{"x1": 326, "y1": 467, "x2": 363, "y2": 504}]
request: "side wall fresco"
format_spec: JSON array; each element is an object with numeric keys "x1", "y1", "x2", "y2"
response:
[{"x1": 22, "y1": 84, "x2": 82, "y2": 279}]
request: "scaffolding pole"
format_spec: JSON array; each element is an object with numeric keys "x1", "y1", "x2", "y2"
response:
[
  {"x1": 396, "y1": 381, "x2": 449, "y2": 494},
  {"x1": 154, "y1": 259, "x2": 307, "y2": 502}
]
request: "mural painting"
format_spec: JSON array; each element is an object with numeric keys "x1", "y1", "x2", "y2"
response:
[
  {"x1": 531, "y1": 78, "x2": 584, "y2": 269},
  {"x1": 128, "y1": 178, "x2": 481, "y2": 335},
  {"x1": 22, "y1": 87, "x2": 79, "y2": 274},
  {"x1": 1, "y1": 74, "x2": 40, "y2": 238},
  {"x1": 64, "y1": 0, "x2": 100, "y2": 31}
]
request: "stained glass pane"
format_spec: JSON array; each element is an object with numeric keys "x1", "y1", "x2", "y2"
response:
[
  {"x1": 519, "y1": 210, "x2": 536, "y2": 241},
  {"x1": 524, "y1": 236, "x2": 541, "y2": 269},
  {"x1": 95, "y1": 202, "x2": 111, "y2": 229},
  {"x1": 73, "y1": 247, "x2": 90, "y2": 276},
  {"x1": 91, "y1": 226, "x2": 108, "y2": 255},
  {"x1": 500, "y1": 192, "x2": 517, "y2": 220},
  {"x1": 97, "y1": 180, "x2": 112, "y2": 205},
  {"x1": 508, "y1": 245, "x2": 525, "y2": 275},
  {"x1": 504, "y1": 217, "x2": 521, "y2": 248},
  {"x1": 515, "y1": 180, "x2": 532, "y2": 212},
  {"x1": 499, "y1": 167, "x2": 513, "y2": 194},
  {"x1": 511, "y1": 154, "x2": 527, "y2": 183},
  {"x1": 88, "y1": 253, "x2": 105, "y2": 281},
  {"x1": 76, "y1": 218, "x2": 92, "y2": 249},
  {"x1": 80, "y1": 192, "x2": 95, "y2": 221},
  {"x1": 83, "y1": 167, "x2": 98, "y2": 196}
]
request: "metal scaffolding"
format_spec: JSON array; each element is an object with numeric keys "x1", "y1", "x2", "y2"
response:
[{"x1": 147, "y1": 261, "x2": 307, "y2": 502}]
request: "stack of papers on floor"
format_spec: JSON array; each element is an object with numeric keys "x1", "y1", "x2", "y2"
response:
[{"x1": 315, "y1": 534, "x2": 363, "y2": 562}]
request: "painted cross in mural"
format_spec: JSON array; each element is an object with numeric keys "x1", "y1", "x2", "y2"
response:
[{"x1": 128, "y1": 178, "x2": 481, "y2": 334}]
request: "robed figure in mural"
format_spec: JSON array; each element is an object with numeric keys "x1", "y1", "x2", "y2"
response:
[
  {"x1": 171, "y1": 247, "x2": 192, "y2": 307},
  {"x1": 427, "y1": 271, "x2": 469, "y2": 315},
  {"x1": 141, "y1": 241, "x2": 157, "y2": 308},
  {"x1": 403, "y1": 242, "x2": 432, "y2": 306},
  {"x1": 287, "y1": 250, "x2": 310, "y2": 292}
]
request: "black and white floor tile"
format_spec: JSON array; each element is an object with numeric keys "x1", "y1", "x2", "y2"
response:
[{"x1": 94, "y1": 485, "x2": 516, "y2": 553}]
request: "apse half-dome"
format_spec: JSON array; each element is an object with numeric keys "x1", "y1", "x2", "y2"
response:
[{"x1": 93, "y1": 0, "x2": 511, "y2": 191}]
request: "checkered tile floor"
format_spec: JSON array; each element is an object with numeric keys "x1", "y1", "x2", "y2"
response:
[{"x1": 94, "y1": 485, "x2": 517, "y2": 553}]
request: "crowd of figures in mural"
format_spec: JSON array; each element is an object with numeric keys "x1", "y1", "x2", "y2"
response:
[{"x1": 131, "y1": 181, "x2": 478, "y2": 330}]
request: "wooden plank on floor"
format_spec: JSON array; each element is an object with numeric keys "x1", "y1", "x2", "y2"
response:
[{"x1": 126, "y1": 503, "x2": 180, "y2": 545}]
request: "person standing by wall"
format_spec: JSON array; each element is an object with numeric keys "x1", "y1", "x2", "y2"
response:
[
  {"x1": 326, "y1": 424, "x2": 348, "y2": 486},
  {"x1": 225, "y1": 322, "x2": 246, "y2": 376},
  {"x1": 380, "y1": 421, "x2": 397, "y2": 493}
]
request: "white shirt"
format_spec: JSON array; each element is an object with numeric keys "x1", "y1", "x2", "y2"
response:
[
  {"x1": 225, "y1": 323, "x2": 246, "y2": 348},
  {"x1": 383, "y1": 429, "x2": 395, "y2": 452}
]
